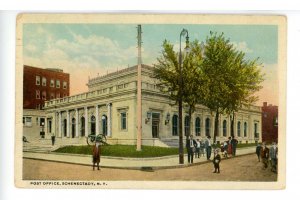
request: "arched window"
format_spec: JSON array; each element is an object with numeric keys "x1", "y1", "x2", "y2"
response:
[
  {"x1": 223, "y1": 120, "x2": 227, "y2": 136},
  {"x1": 71, "y1": 118, "x2": 75, "y2": 138},
  {"x1": 205, "y1": 118, "x2": 210, "y2": 136},
  {"x1": 172, "y1": 115, "x2": 178, "y2": 136},
  {"x1": 184, "y1": 116, "x2": 190, "y2": 136},
  {"x1": 254, "y1": 123, "x2": 258, "y2": 138},
  {"x1": 237, "y1": 121, "x2": 241, "y2": 137},
  {"x1": 102, "y1": 115, "x2": 107, "y2": 136},
  {"x1": 195, "y1": 117, "x2": 201, "y2": 136},
  {"x1": 63, "y1": 119, "x2": 67, "y2": 137},
  {"x1": 90, "y1": 115, "x2": 96, "y2": 135},
  {"x1": 80, "y1": 116, "x2": 85, "y2": 137},
  {"x1": 244, "y1": 122, "x2": 247, "y2": 137}
]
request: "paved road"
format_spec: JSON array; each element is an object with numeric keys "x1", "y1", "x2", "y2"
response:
[{"x1": 23, "y1": 154, "x2": 277, "y2": 181}]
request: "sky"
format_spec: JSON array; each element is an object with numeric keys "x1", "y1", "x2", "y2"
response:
[{"x1": 23, "y1": 23, "x2": 279, "y2": 106}]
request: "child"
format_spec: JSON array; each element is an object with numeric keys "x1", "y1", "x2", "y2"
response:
[{"x1": 213, "y1": 148, "x2": 221, "y2": 173}]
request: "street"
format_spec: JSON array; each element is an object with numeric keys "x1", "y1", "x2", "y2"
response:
[{"x1": 23, "y1": 154, "x2": 277, "y2": 181}]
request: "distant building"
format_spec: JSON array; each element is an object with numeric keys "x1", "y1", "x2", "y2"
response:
[
  {"x1": 23, "y1": 65, "x2": 70, "y2": 139},
  {"x1": 43, "y1": 64, "x2": 262, "y2": 147},
  {"x1": 261, "y1": 102, "x2": 278, "y2": 143}
]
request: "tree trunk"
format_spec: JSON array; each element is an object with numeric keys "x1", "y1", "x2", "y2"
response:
[
  {"x1": 213, "y1": 109, "x2": 219, "y2": 144},
  {"x1": 230, "y1": 112, "x2": 235, "y2": 137},
  {"x1": 188, "y1": 105, "x2": 192, "y2": 137}
]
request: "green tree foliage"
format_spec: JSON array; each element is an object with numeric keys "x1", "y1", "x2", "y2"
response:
[
  {"x1": 153, "y1": 39, "x2": 204, "y2": 136},
  {"x1": 153, "y1": 32, "x2": 264, "y2": 143},
  {"x1": 202, "y1": 32, "x2": 265, "y2": 142}
]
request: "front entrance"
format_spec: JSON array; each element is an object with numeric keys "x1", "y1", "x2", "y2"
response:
[{"x1": 152, "y1": 113, "x2": 160, "y2": 138}]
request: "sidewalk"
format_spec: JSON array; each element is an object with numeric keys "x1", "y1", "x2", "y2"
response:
[{"x1": 23, "y1": 147, "x2": 255, "y2": 170}]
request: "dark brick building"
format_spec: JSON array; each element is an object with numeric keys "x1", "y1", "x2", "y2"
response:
[
  {"x1": 261, "y1": 102, "x2": 278, "y2": 143},
  {"x1": 23, "y1": 65, "x2": 70, "y2": 109}
]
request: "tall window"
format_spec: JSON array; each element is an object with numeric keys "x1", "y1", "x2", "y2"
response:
[
  {"x1": 80, "y1": 117, "x2": 85, "y2": 137},
  {"x1": 102, "y1": 115, "x2": 107, "y2": 135},
  {"x1": 56, "y1": 80, "x2": 60, "y2": 88},
  {"x1": 121, "y1": 112, "x2": 127, "y2": 130},
  {"x1": 205, "y1": 118, "x2": 210, "y2": 136},
  {"x1": 63, "y1": 81, "x2": 67, "y2": 89},
  {"x1": 36, "y1": 76, "x2": 40, "y2": 85},
  {"x1": 50, "y1": 93, "x2": 54, "y2": 100},
  {"x1": 50, "y1": 79, "x2": 54, "y2": 87},
  {"x1": 237, "y1": 121, "x2": 241, "y2": 137},
  {"x1": 36, "y1": 90, "x2": 40, "y2": 99},
  {"x1": 195, "y1": 117, "x2": 201, "y2": 136},
  {"x1": 223, "y1": 120, "x2": 227, "y2": 136},
  {"x1": 172, "y1": 115, "x2": 178, "y2": 136},
  {"x1": 42, "y1": 77, "x2": 46, "y2": 86},
  {"x1": 42, "y1": 91, "x2": 46, "y2": 100},
  {"x1": 254, "y1": 123, "x2": 258, "y2": 138},
  {"x1": 184, "y1": 116, "x2": 190, "y2": 136},
  {"x1": 90, "y1": 116, "x2": 96, "y2": 135},
  {"x1": 244, "y1": 122, "x2": 247, "y2": 137}
]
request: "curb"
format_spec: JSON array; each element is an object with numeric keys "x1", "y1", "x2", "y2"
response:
[{"x1": 23, "y1": 152, "x2": 255, "y2": 171}]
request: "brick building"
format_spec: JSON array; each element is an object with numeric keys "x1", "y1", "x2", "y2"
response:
[
  {"x1": 23, "y1": 65, "x2": 70, "y2": 109},
  {"x1": 261, "y1": 102, "x2": 278, "y2": 143},
  {"x1": 23, "y1": 65, "x2": 70, "y2": 139}
]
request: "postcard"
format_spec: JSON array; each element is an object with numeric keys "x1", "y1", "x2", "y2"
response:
[{"x1": 15, "y1": 13, "x2": 286, "y2": 189}]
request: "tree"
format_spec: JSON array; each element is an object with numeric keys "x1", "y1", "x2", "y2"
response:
[
  {"x1": 153, "y1": 40, "x2": 204, "y2": 136},
  {"x1": 152, "y1": 39, "x2": 204, "y2": 164},
  {"x1": 201, "y1": 32, "x2": 264, "y2": 143}
]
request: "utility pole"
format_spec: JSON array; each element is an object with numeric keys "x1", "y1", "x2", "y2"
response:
[{"x1": 136, "y1": 24, "x2": 142, "y2": 151}]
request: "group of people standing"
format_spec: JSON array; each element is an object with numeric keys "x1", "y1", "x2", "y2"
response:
[
  {"x1": 220, "y1": 136, "x2": 239, "y2": 158},
  {"x1": 256, "y1": 142, "x2": 278, "y2": 173},
  {"x1": 186, "y1": 135, "x2": 239, "y2": 173}
]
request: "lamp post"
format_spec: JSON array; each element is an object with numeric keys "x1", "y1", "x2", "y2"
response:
[{"x1": 178, "y1": 29, "x2": 189, "y2": 164}]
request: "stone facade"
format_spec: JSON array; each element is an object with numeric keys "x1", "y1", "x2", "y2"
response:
[{"x1": 44, "y1": 65, "x2": 262, "y2": 146}]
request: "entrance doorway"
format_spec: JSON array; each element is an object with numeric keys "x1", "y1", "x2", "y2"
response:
[{"x1": 152, "y1": 113, "x2": 160, "y2": 138}]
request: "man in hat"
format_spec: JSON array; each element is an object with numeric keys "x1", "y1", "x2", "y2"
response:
[
  {"x1": 260, "y1": 142, "x2": 270, "y2": 169},
  {"x1": 92, "y1": 141, "x2": 101, "y2": 170},
  {"x1": 269, "y1": 142, "x2": 278, "y2": 173},
  {"x1": 186, "y1": 135, "x2": 197, "y2": 163},
  {"x1": 205, "y1": 135, "x2": 212, "y2": 160}
]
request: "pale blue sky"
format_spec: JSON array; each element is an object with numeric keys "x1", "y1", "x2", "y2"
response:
[{"x1": 23, "y1": 24, "x2": 278, "y2": 105}]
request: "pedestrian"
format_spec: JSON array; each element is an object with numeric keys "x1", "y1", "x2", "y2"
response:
[
  {"x1": 200, "y1": 140, "x2": 205, "y2": 157},
  {"x1": 213, "y1": 148, "x2": 221, "y2": 173},
  {"x1": 92, "y1": 141, "x2": 101, "y2": 170},
  {"x1": 186, "y1": 135, "x2": 197, "y2": 163},
  {"x1": 227, "y1": 137, "x2": 232, "y2": 156},
  {"x1": 256, "y1": 143, "x2": 262, "y2": 162},
  {"x1": 221, "y1": 141, "x2": 228, "y2": 158},
  {"x1": 260, "y1": 142, "x2": 269, "y2": 169},
  {"x1": 205, "y1": 135, "x2": 212, "y2": 160},
  {"x1": 269, "y1": 142, "x2": 278, "y2": 173},
  {"x1": 196, "y1": 139, "x2": 201, "y2": 158},
  {"x1": 231, "y1": 136, "x2": 238, "y2": 156},
  {"x1": 51, "y1": 133, "x2": 56, "y2": 146}
]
